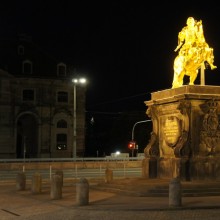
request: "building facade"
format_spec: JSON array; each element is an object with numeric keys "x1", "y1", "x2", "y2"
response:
[{"x1": 0, "y1": 35, "x2": 86, "y2": 158}]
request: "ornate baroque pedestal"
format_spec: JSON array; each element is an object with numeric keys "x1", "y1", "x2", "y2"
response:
[{"x1": 143, "y1": 85, "x2": 220, "y2": 181}]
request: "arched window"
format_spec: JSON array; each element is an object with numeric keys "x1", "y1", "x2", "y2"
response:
[
  {"x1": 22, "y1": 60, "x2": 32, "y2": 74},
  {"x1": 57, "y1": 119, "x2": 67, "y2": 128}
]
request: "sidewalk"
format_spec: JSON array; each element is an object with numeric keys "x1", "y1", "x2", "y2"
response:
[{"x1": 1, "y1": 181, "x2": 220, "y2": 220}]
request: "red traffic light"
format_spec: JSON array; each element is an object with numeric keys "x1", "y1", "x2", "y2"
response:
[{"x1": 128, "y1": 141, "x2": 136, "y2": 149}]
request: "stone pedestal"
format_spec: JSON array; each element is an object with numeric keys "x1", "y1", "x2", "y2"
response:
[{"x1": 144, "y1": 85, "x2": 220, "y2": 180}]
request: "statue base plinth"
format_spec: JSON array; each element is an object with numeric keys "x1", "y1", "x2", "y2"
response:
[{"x1": 143, "y1": 85, "x2": 220, "y2": 181}]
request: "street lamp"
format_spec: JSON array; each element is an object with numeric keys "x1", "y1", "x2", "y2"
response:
[
  {"x1": 130, "y1": 120, "x2": 151, "y2": 157},
  {"x1": 72, "y1": 77, "x2": 87, "y2": 159},
  {"x1": 23, "y1": 136, "x2": 26, "y2": 172}
]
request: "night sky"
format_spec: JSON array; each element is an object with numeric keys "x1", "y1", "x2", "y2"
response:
[
  {"x1": 2, "y1": 2, "x2": 220, "y2": 113},
  {"x1": 1, "y1": 2, "x2": 220, "y2": 155}
]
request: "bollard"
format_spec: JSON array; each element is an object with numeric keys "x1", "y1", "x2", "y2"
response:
[
  {"x1": 169, "y1": 177, "x2": 182, "y2": 207},
  {"x1": 31, "y1": 172, "x2": 42, "y2": 194},
  {"x1": 50, "y1": 174, "x2": 62, "y2": 199},
  {"x1": 76, "y1": 177, "x2": 89, "y2": 206},
  {"x1": 55, "y1": 169, "x2": 63, "y2": 187},
  {"x1": 16, "y1": 172, "x2": 26, "y2": 190},
  {"x1": 105, "y1": 168, "x2": 113, "y2": 183}
]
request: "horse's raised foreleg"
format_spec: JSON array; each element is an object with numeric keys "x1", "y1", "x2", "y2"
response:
[{"x1": 205, "y1": 48, "x2": 217, "y2": 70}]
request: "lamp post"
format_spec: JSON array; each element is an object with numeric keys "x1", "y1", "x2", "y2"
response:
[
  {"x1": 72, "y1": 78, "x2": 87, "y2": 159},
  {"x1": 23, "y1": 136, "x2": 26, "y2": 172},
  {"x1": 131, "y1": 120, "x2": 151, "y2": 157}
]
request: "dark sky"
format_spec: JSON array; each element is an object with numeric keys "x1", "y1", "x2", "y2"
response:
[{"x1": 1, "y1": 2, "x2": 220, "y2": 113}]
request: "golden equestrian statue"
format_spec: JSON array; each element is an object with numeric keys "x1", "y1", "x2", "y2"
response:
[{"x1": 172, "y1": 17, "x2": 217, "y2": 88}]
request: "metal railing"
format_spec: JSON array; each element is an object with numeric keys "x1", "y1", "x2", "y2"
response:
[
  {"x1": 0, "y1": 156, "x2": 145, "y2": 163},
  {"x1": 0, "y1": 166, "x2": 142, "y2": 183}
]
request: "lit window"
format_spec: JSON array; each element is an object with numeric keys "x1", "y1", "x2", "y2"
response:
[{"x1": 56, "y1": 133, "x2": 67, "y2": 150}]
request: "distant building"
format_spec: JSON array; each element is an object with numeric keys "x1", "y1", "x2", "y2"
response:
[{"x1": 0, "y1": 34, "x2": 86, "y2": 158}]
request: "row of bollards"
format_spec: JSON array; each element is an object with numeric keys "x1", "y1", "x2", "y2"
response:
[
  {"x1": 16, "y1": 170, "x2": 89, "y2": 206},
  {"x1": 16, "y1": 172, "x2": 43, "y2": 193},
  {"x1": 16, "y1": 169, "x2": 182, "y2": 208}
]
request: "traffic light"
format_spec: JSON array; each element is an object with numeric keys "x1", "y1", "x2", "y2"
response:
[{"x1": 128, "y1": 141, "x2": 136, "y2": 149}]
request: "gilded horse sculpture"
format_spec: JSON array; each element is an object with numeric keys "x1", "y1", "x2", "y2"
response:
[{"x1": 172, "y1": 17, "x2": 217, "y2": 88}]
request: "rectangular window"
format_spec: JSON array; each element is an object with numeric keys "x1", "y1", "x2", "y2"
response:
[
  {"x1": 57, "y1": 91, "x2": 68, "y2": 103},
  {"x1": 18, "y1": 45, "x2": 24, "y2": 55},
  {"x1": 58, "y1": 65, "x2": 66, "y2": 76},
  {"x1": 23, "y1": 89, "x2": 34, "y2": 101},
  {"x1": 57, "y1": 63, "x2": 66, "y2": 76},
  {"x1": 56, "y1": 133, "x2": 67, "y2": 150},
  {"x1": 23, "y1": 62, "x2": 32, "y2": 74}
]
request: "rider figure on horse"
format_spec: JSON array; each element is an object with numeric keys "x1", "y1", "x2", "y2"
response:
[{"x1": 172, "y1": 17, "x2": 217, "y2": 88}]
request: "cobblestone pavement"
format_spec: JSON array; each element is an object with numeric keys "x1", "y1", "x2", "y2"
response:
[{"x1": 1, "y1": 181, "x2": 220, "y2": 220}]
